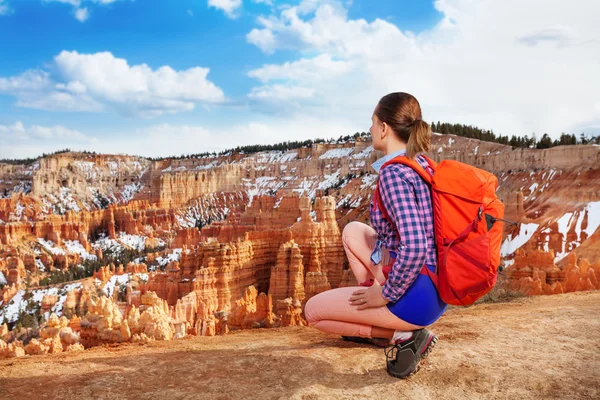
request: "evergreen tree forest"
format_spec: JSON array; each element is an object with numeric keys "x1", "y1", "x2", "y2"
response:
[
  {"x1": 2, "y1": 125, "x2": 599, "y2": 165},
  {"x1": 430, "y1": 122, "x2": 599, "y2": 149}
]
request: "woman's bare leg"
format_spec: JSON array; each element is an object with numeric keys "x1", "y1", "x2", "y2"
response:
[{"x1": 342, "y1": 221, "x2": 386, "y2": 285}]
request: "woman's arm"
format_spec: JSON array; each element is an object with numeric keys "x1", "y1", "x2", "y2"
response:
[{"x1": 378, "y1": 164, "x2": 429, "y2": 303}]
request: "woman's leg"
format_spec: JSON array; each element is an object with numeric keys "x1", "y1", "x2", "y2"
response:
[
  {"x1": 342, "y1": 222, "x2": 387, "y2": 285},
  {"x1": 304, "y1": 287, "x2": 423, "y2": 338}
]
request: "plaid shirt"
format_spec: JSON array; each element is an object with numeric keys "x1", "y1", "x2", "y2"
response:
[{"x1": 370, "y1": 154, "x2": 437, "y2": 302}]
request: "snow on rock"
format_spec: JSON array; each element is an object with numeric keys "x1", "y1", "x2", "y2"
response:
[
  {"x1": 154, "y1": 249, "x2": 182, "y2": 270},
  {"x1": 253, "y1": 151, "x2": 297, "y2": 164},
  {"x1": 319, "y1": 148, "x2": 354, "y2": 159},
  {"x1": 0, "y1": 290, "x2": 25, "y2": 324},
  {"x1": 63, "y1": 240, "x2": 98, "y2": 261},
  {"x1": 176, "y1": 193, "x2": 238, "y2": 228},
  {"x1": 554, "y1": 201, "x2": 600, "y2": 262},
  {"x1": 73, "y1": 161, "x2": 98, "y2": 179},
  {"x1": 92, "y1": 235, "x2": 124, "y2": 256},
  {"x1": 0, "y1": 283, "x2": 82, "y2": 324},
  {"x1": 278, "y1": 152, "x2": 298, "y2": 163},
  {"x1": 121, "y1": 182, "x2": 142, "y2": 203},
  {"x1": 0, "y1": 271, "x2": 7, "y2": 286},
  {"x1": 351, "y1": 146, "x2": 373, "y2": 159},
  {"x1": 583, "y1": 201, "x2": 600, "y2": 237},
  {"x1": 194, "y1": 161, "x2": 218, "y2": 170},
  {"x1": 35, "y1": 259, "x2": 45, "y2": 272},
  {"x1": 336, "y1": 194, "x2": 352, "y2": 209},
  {"x1": 15, "y1": 202, "x2": 25, "y2": 219},
  {"x1": 37, "y1": 238, "x2": 66, "y2": 255},
  {"x1": 102, "y1": 274, "x2": 130, "y2": 297},
  {"x1": 117, "y1": 233, "x2": 147, "y2": 251},
  {"x1": 349, "y1": 196, "x2": 363, "y2": 208},
  {"x1": 245, "y1": 177, "x2": 286, "y2": 206},
  {"x1": 528, "y1": 183, "x2": 538, "y2": 193},
  {"x1": 317, "y1": 169, "x2": 341, "y2": 191},
  {"x1": 44, "y1": 187, "x2": 81, "y2": 214},
  {"x1": 360, "y1": 174, "x2": 378, "y2": 190},
  {"x1": 500, "y1": 223, "x2": 539, "y2": 257}
]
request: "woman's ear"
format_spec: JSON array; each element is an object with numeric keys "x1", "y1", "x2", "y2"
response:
[{"x1": 381, "y1": 122, "x2": 388, "y2": 140}]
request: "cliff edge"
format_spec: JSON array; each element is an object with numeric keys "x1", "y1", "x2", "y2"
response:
[{"x1": 1, "y1": 291, "x2": 598, "y2": 400}]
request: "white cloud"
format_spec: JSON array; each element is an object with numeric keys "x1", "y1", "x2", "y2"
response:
[
  {"x1": 42, "y1": 0, "x2": 122, "y2": 21},
  {"x1": 0, "y1": 115, "x2": 357, "y2": 159},
  {"x1": 249, "y1": 84, "x2": 315, "y2": 100},
  {"x1": 248, "y1": 54, "x2": 351, "y2": 83},
  {"x1": 245, "y1": 0, "x2": 600, "y2": 138},
  {"x1": 74, "y1": 7, "x2": 88, "y2": 22},
  {"x1": 0, "y1": 51, "x2": 225, "y2": 117},
  {"x1": 208, "y1": 0, "x2": 242, "y2": 19},
  {"x1": 0, "y1": 0, "x2": 11, "y2": 15},
  {"x1": 0, "y1": 122, "x2": 96, "y2": 158}
]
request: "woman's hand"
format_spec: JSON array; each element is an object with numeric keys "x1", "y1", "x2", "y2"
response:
[{"x1": 348, "y1": 283, "x2": 389, "y2": 310}]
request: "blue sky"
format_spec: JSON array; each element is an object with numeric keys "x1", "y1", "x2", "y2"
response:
[{"x1": 0, "y1": 0, "x2": 598, "y2": 158}]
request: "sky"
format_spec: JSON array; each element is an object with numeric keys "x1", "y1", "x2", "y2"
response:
[{"x1": 0, "y1": 0, "x2": 599, "y2": 159}]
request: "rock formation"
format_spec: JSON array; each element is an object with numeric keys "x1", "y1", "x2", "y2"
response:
[{"x1": 1, "y1": 137, "x2": 599, "y2": 358}]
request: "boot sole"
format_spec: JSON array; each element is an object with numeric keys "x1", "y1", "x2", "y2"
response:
[{"x1": 420, "y1": 334, "x2": 438, "y2": 359}]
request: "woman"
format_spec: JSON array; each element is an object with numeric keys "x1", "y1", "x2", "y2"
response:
[{"x1": 304, "y1": 92, "x2": 447, "y2": 378}]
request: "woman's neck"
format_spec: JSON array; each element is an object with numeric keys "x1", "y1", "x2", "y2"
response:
[{"x1": 384, "y1": 141, "x2": 407, "y2": 156}]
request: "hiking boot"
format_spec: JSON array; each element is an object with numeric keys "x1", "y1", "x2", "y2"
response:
[
  {"x1": 385, "y1": 329, "x2": 438, "y2": 379},
  {"x1": 341, "y1": 336, "x2": 390, "y2": 348}
]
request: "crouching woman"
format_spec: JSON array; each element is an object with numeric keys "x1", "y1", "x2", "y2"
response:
[{"x1": 304, "y1": 92, "x2": 447, "y2": 378}]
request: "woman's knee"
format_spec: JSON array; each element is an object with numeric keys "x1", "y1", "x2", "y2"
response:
[
  {"x1": 303, "y1": 295, "x2": 320, "y2": 325},
  {"x1": 342, "y1": 221, "x2": 368, "y2": 246}
]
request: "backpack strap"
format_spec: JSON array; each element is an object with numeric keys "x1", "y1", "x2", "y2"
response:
[{"x1": 374, "y1": 154, "x2": 436, "y2": 224}]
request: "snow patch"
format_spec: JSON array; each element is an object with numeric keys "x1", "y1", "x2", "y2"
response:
[
  {"x1": 319, "y1": 148, "x2": 354, "y2": 159},
  {"x1": 351, "y1": 146, "x2": 373, "y2": 159},
  {"x1": 37, "y1": 238, "x2": 66, "y2": 255},
  {"x1": 64, "y1": 240, "x2": 98, "y2": 261},
  {"x1": 102, "y1": 274, "x2": 130, "y2": 297},
  {"x1": 360, "y1": 174, "x2": 378, "y2": 190},
  {"x1": 500, "y1": 223, "x2": 539, "y2": 257}
]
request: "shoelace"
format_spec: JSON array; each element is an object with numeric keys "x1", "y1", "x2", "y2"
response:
[{"x1": 384, "y1": 336, "x2": 416, "y2": 364}]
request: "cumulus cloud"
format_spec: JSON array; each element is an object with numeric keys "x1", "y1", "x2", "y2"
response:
[
  {"x1": 0, "y1": 122, "x2": 97, "y2": 158},
  {"x1": 248, "y1": 84, "x2": 315, "y2": 100},
  {"x1": 248, "y1": 54, "x2": 351, "y2": 83},
  {"x1": 0, "y1": 51, "x2": 225, "y2": 117},
  {"x1": 1, "y1": 114, "x2": 358, "y2": 159},
  {"x1": 208, "y1": 0, "x2": 242, "y2": 19},
  {"x1": 245, "y1": 0, "x2": 600, "y2": 138}
]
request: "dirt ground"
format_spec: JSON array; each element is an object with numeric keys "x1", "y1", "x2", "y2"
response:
[{"x1": 1, "y1": 291, "x2": 599, "y2": 400}]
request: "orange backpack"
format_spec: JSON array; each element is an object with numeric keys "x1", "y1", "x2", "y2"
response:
[{"x1": 374, "y1": 154, "x2": 505, "y2": 306}]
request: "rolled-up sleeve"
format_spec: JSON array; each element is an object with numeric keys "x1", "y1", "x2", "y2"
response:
[{"x1": 378, "y1": 165, "x2": 428, "y2": 303}]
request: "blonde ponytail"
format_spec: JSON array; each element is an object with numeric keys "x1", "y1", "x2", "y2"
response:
[{"x1": 407, "y1": 119, "x2": 431, "y2": 159}]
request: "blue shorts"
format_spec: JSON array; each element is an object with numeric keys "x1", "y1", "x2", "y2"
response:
[{"x1": 386, "y1": 264, "x2": 447, "y2": 326}]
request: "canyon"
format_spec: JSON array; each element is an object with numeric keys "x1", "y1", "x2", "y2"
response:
[{"x1": 1, "y1": 134, "x2": 599, "y2": 358}]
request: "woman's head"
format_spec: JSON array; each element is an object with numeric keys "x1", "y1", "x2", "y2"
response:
[{"x1": 369, "y1": 92, "x2": 431, "y2": 159}]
